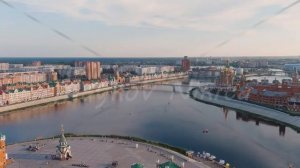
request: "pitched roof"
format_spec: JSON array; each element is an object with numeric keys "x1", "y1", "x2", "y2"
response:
[
  {"x1": 131, "y1": 163, "x2": 144, "y2": 168},
  {"x1": 158, "y1": 161, "x2": 181, "y2": 168}
]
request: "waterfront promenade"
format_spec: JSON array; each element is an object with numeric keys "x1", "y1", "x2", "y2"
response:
[
  {"x1": 191, "y1": 89, "x2": 300, "y2": 130},
  {"x1": 7, "y1": 137, "x2": 211, "y2": 168},
  {"x1": 0, "y1": 75, "x2": 187, "y2": 113}
]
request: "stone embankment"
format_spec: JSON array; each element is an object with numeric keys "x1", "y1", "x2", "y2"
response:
[
  {"x1": 0, "y1": 75, "x2": 187, "y2": 113},
  {"x1": 191, "y1": 88, "x2": 300, "y2": 130}
]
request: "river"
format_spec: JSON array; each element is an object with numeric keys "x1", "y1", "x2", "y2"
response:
[{"x1": 0, "y1": 80, "x2": 299, "y2": 168}]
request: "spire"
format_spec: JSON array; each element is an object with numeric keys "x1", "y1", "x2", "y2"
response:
[
  {"x1": 59, "y1": 124, "x2": 67, "y2": 145},
  {"x1": 61, "y1": 124, "x2": 64, "y2": 134},
  {"x1": 292, "y1": 67, "x2": 299, "y2": 84},
  {"x1": 225, "y1": 59, "x2": 230, "y2": 68}
]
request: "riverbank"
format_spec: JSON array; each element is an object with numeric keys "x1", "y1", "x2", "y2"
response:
[
  {"x1": 190, "y1": 88, "x2": 300, "y2": 131},
  {"x1": 0, "y1": 75, "x2": 187, "y2": 113},
  {"x1": 6, "y1": 135, "x2": 213, "y2": 168}
]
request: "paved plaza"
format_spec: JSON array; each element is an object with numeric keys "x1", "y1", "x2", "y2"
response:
[{"x1": 6, "y1": 137, "x2": 211, "y2": 168}]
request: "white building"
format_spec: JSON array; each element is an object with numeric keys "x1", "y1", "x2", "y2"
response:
[
  {"x1": 284, "y1": 64, "x2": 300, "y2": 71},
  {"x1": 56, "y1": 67, "x2": 86, "y2": 79},
  {"x1": 134, "y1": 67, "x2": 157, "y2": 75},
  {"x1": 119, "y1": 65, "x2": 138, "y2": 73},
  {"x1": 157, "y1": 66, "x2": 175, "y2": 73},
  {"x1": 0, "y1": 63, "x2": 9, "y2": 71}
]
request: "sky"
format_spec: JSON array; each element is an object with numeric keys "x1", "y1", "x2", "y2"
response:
[{"x1": 0, "y1": 0, "x2": 300, "y2": 57}]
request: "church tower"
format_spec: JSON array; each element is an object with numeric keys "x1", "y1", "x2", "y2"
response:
[
  {"x1": 292, "y1": 67, "x2": 299, "y2": 85},
  {"x1": 56, "y1": 125, "x2": 72, "y2": 160}
]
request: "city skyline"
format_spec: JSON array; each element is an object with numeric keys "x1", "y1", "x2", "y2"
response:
[{"x1": 1, "y1": 0, "x2": 300, "y2": 57}]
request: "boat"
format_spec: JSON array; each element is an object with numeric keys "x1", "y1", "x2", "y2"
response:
[
  {"x1": 202, "y1": 129, "x2": 209, "y2": 133},
  {"x1": 208, "y1": 155, "x2": 216, "y2": 160},
  {"x1": 68, "y1": 92, "x2": 79, "y2": 99}
]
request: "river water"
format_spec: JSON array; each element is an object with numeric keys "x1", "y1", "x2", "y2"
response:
[{"x1": 0, "y1": 80, "x2": 299, "y2": 168}]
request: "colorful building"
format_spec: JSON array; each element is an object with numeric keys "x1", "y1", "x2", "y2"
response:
[
  {"x1": 0, "y1": 133, "x2": 7, "y2": 168},
  {"x1": 0, "y1": 82, "x2": 56, "y2": 105},
  {"x1": 0, "y1": 71, "x2": 48, "y2": 86},
  {"x1": 54, "y1": 81, "x2": 80, "y2": 96},
  {"x1": 80, "y1": 80, "x2": 109, "y2": 91}
]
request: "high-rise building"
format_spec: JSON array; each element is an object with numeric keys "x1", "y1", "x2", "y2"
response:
[
  {"x1": 47, "y1": 71, "x2": 58, "y2": 81},
  {"x1": 85, "y1": 61, "x2": 101, "y2": 80},
  {"x1": 181, "y1": 56, "x2": 190, "y2": 72},
  {"x1": 0, "y1": 63, "x2": 9, "y2": 71},
  {"x1": 0, "y1": 133, "x2": 7, "y2": 167}
]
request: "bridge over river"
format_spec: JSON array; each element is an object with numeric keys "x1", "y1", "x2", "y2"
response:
[{"x1": 135, "y1": 83, "x2": 199, "y2": 93}]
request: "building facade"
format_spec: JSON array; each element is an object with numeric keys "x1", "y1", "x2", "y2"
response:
[
  {"x1": 55, "y1": 81, "x2": 80, "y2": 96},
  {"x1": 134, "y1": 67, "x2": 157, "y2": 75},
  {"x1": 0, "y1": 71, "x2": 48, "y2": 86},
  {"x1": 85, "y1": 61, "x2": 101, "y2": 80},
  {"x1": 32, "y1": 61, "x2": 42, "y2": 66},
  {"x1": 217, "y1": 67, "x2": 235, "y2": 87},
  {"x1": 0, "y1": 133, "x2": 7, "y2": 168},
  {"x1": 0, "y1": 83, "x2": 55, "y2": 105},
  {"x1": 248, "y1": 84, "x2": 300, "y2": 112},
  {"x1": 0, "y1": 63, "x2": 9, "y2": 71},
  {"x1": 56, "y1": 67, "x2": 86, "y2": 79},
  {"x1": 80, "y1": 80, "x2": 109, "y2": 91},
  {"x1": 181, "y1": 56, "x2": 191, "y2": 72}
]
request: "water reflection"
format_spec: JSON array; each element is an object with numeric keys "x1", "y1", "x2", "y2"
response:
[
  {"x1": 0, "y1": 101, "x2": 69, "y2": 124},
  {"x1": 0, "y1": 80, "x2": 300, "y2": 168},
  {"x1": 230, "y1": 108, "x2": 288, "y2": 136}
]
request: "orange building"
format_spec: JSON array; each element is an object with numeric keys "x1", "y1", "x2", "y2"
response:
[
  {"x1": 47, "y1": 72, "x2": 58, "y2": 81},
  {"x1": 85, "y1": 61, "x2": 101, "y2": 80},
  {"x1": 248, "y1": 83, "x2": 300, "y2": 112},
  {"x1": 248, "y1": 69, "x2": 300, "y2": 112},
  {"x1": 0, "y1": 133, "x2": 7, "y2": 168},
  {"x1": 0, "y1": 72, "x2": 47, "y2": 86}
]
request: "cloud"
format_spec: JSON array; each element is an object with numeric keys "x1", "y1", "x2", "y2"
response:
[
  {"x1": 9, "y1": 0, "x2": 297, "y2": 32},
  {"x1": 3, "y1": 0, "x2": 300, "y2": 57}
]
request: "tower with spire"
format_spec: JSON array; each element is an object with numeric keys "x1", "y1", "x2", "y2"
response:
[
  {"x1": 56, "y1": 125, "x2": 72, "y2": 160},
  {"x1": 292, "y1": 67, "x2": 299, "y2": 85}
]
